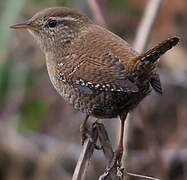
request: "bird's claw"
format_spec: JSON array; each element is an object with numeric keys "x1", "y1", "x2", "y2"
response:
[
  {"x1": 99, "y1": 151, "x2": 123, "y2": 179},
  {"x1": 94, "y1": 144, "x2": 102, "y2": 150},
  {"x1": 109, "y1": 151, "x2": 123, "y2": 169},
  {"x1": 80, "y1": 128, "x2": 102, "y2": 150}
]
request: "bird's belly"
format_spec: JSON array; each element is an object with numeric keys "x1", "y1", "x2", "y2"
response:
[
  {"x1": 55, "y1": 82, "x2": 150, "y2": 119},
  {"x1": 88, "y1": 90, "x2": 150, "y2": 118}
]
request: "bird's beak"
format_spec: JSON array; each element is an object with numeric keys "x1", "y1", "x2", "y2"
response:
[{"x1": 10, "y1": 21, "x2": 34, "y2": 29}]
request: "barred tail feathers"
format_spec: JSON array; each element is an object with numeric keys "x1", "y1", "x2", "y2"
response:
[
  {"x1": 133, "y1": 37, "x2": 179, "y2": 72},
  {"x1": 131, "y1": 37, "x2": 179, "y2": 94}
]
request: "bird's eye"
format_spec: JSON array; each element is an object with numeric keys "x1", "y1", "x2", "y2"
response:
[{"x1": 48, "y1": 20, "x2": 57, "y2": 28}]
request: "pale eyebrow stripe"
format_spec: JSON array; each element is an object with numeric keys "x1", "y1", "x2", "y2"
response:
[{"x1": 54, "y1": 16, "x2": 78, "y2": 22}]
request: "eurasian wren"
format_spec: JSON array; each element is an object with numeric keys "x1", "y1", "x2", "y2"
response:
[{"x1": 11, "y1": 7, "x2": 179, "y2": 167}]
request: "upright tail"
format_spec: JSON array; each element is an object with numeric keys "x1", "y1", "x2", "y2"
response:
[
  {"x1": 135, "y1": 37, "x2": 179, "y2": 64},
  {"x1": 130, "y1": 37, "x2": 179, "y2": 93}
]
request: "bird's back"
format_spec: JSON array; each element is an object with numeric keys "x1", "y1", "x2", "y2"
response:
[{"x1": 48, "y1": 24, "x2": 151, "y2": 118}]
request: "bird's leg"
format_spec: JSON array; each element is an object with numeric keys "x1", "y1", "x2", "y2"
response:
[
  {"x1": 80, "y1": 115, "x2": 91, "y2": 145},
  {"x1": 104, "y1": 112, "x2": 127, "y2": 175},
  {"x1": 115, "y1": 111, "x2": 127, "y2": 165}
]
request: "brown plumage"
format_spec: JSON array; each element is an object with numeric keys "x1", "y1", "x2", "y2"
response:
[{"x1": 10, "y1": 7, "x2": 179, "y2": 169}]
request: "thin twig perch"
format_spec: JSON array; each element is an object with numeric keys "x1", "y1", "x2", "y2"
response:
[
  {"x1": 87, "y1": 0, "x2": 106, "y2": 27},
  {"x1": 133, "y1": 0, "x2": 163, "y2": 53},
  {"x1": 72, "y1": 123, "x2": 98, "y2": 180}
]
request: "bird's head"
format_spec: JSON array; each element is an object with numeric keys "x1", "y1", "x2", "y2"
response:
[{"x1": 11, "y1": 7, "x2": 92, "y2": 54}]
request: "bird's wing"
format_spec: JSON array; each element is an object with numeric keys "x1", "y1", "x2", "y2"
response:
[{"x1": 57, "y1": 52, "x2": 138, "y2": 95}]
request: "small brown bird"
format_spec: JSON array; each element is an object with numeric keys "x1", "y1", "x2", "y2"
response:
[{"x1": 11, "y1": 7, "x2": 179, "y2": 168}]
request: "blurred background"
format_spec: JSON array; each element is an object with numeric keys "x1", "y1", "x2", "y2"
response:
[{"x1": 0, "y1": 0, "x2": 187, "y2": 179}]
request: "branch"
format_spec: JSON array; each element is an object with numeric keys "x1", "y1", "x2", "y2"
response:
[
  {"x1": 96, "y1": 122, "x2": 114, "y2": 164},
  {"x1": 87, "y1": 0, "x2": 107, "y2": 27},
  {"x1": 124, "y1": 0, "x2": 163, "y2": 164},
  {"x1": 133, "y1": 0, "x2": 163, "y2": 53},
  {"x1": 96, "y1": 122, "x2": 117, "y2": 180},
  {"x1": 126, "y1": 172, "x2": 160, "y2": 180},
  {"x1": 72, "y1": 123, "x2": 98, "y2": 180}
]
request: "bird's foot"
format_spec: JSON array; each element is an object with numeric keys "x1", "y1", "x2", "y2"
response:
[
  {"x1": 80, "y1": 122, "x2": 102, "y2": 150},
  {"x1": 99, "y1": 167, "x2": 124, "y2": 180},
  {"x1": 99, "y1": 151, "x2": 123, "y2": 179},
  {"x1": 108, "y1": 150, "x2": 123, "y2": 171}
]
